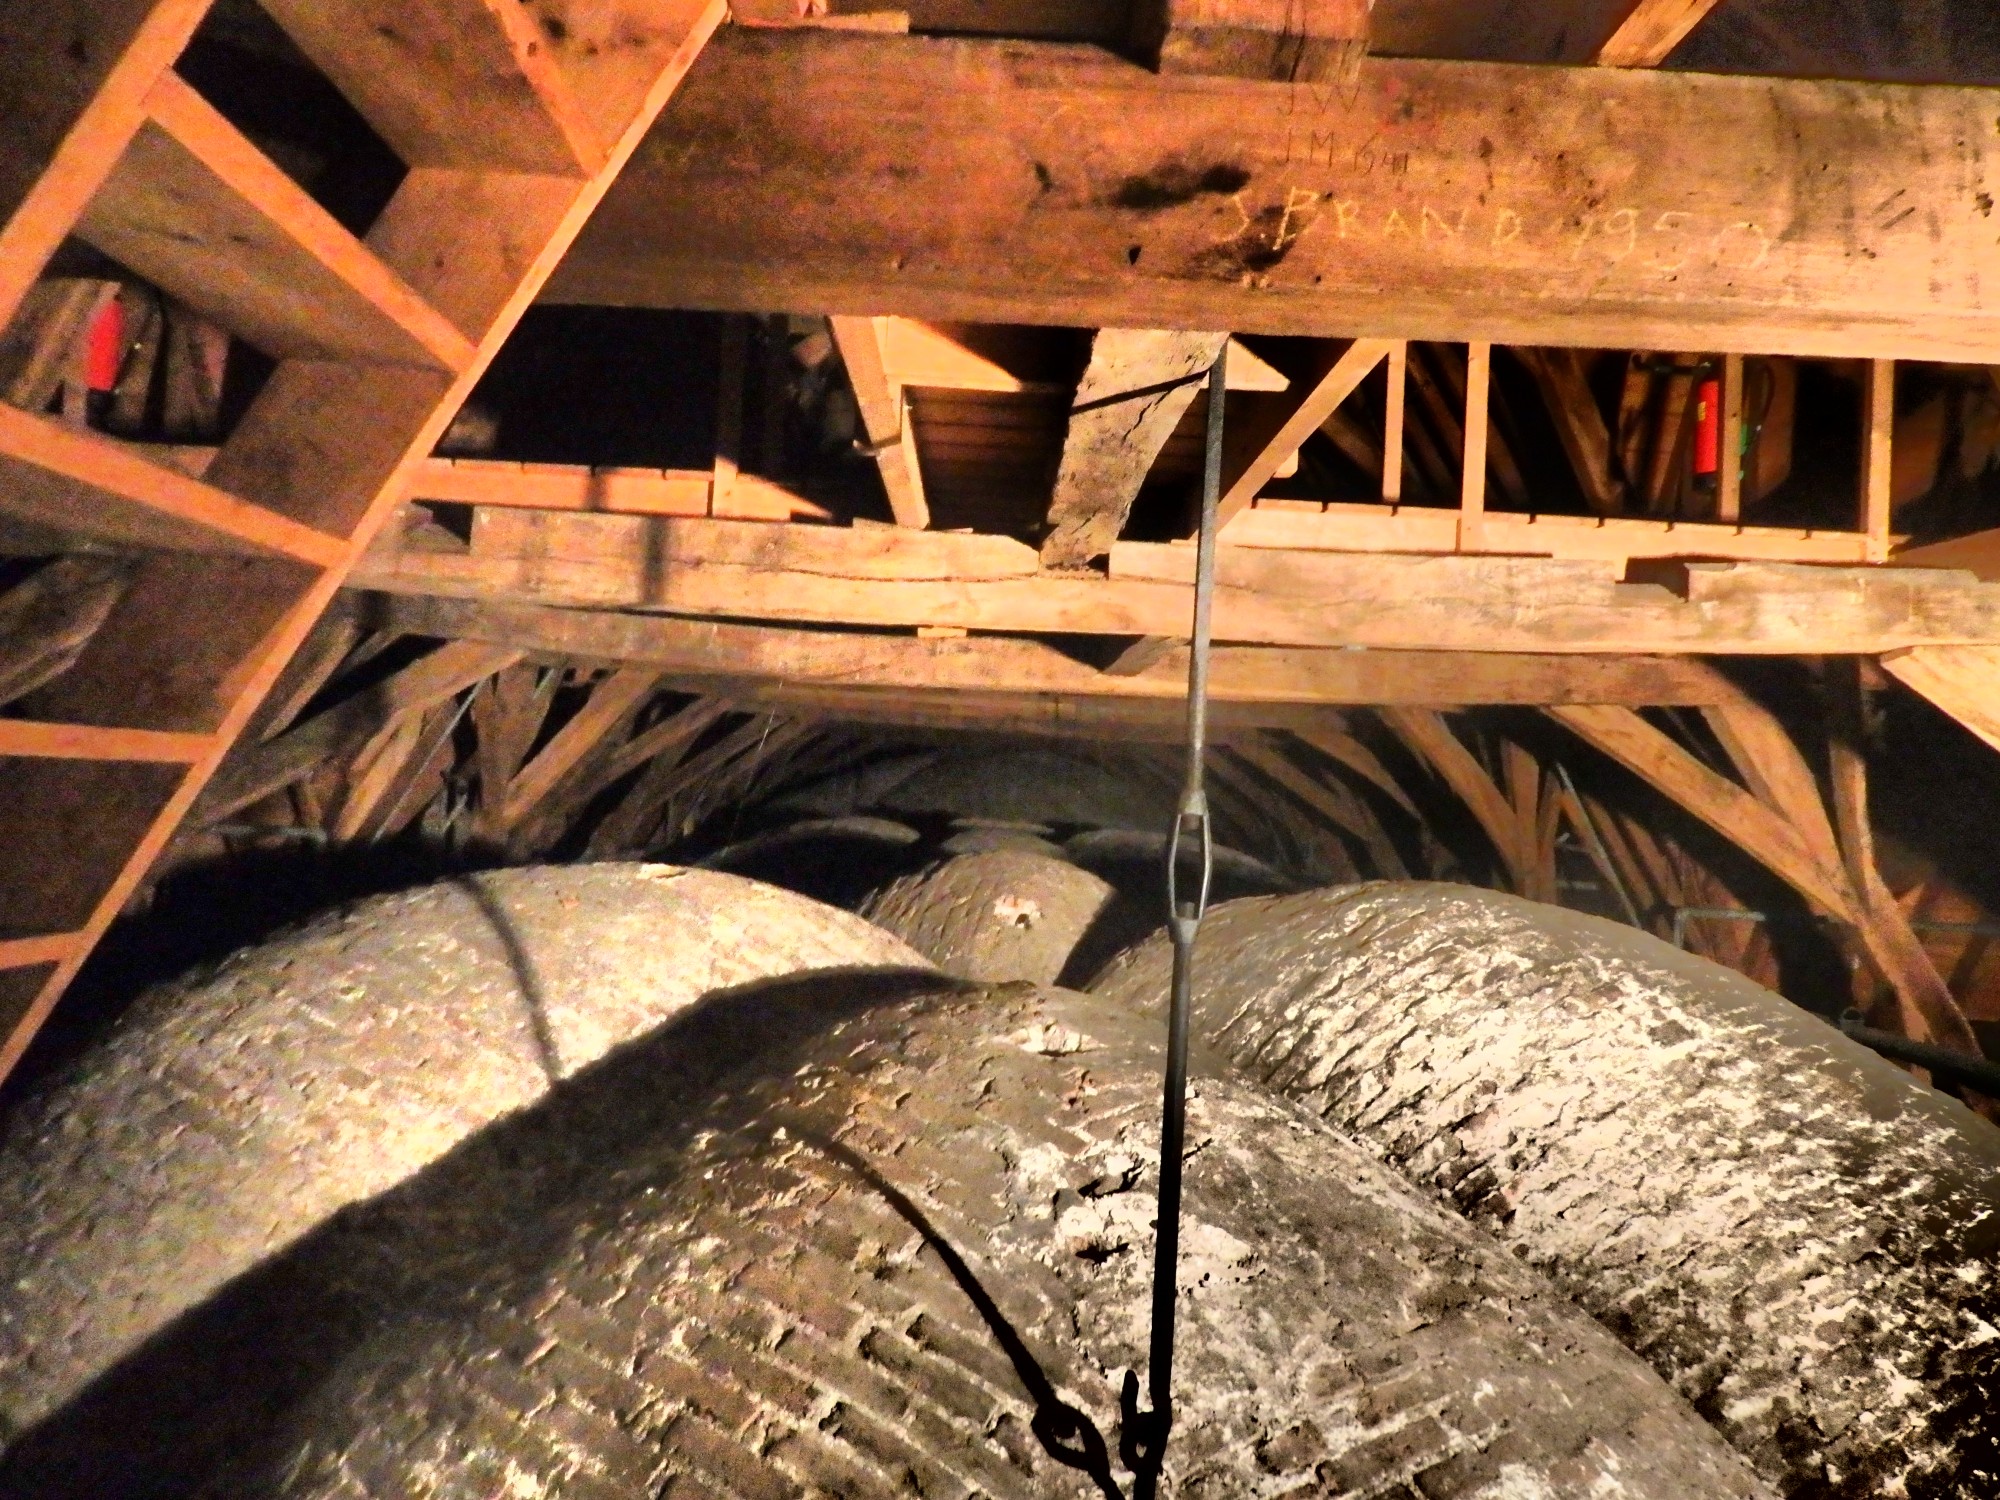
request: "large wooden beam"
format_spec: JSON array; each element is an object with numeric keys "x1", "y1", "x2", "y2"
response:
[
  {"x1": 1041, "y1": 329, "x2": 1225, "y2": 568},
  {"x1": 548, "y1": 29, "x2": 2000, "y2": 363},
  {"x1": 359, "y1": 589, "x2": 1742, "y2": 706},
  {"x1": 354, "y1": 508, "x2": 2000, "y2": 655}
]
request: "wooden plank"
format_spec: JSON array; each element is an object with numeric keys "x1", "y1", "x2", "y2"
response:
[
  {"x1": 0, "y1": 932, "x2": 81, "y2": 971},
  {"x1": 251, "y1": 607, "x2": 364, "y2": 741},
  {"x1": 361, "y1": 700, "x2": 463, "y2": 841},
  {"x1": 550, "y1": 30, "x2": 2000, "y2": 362},
  {"x1": 332, "y1": 709, "x2": 430, "y2": 839},
  {"x1": 355, "y1": 508, "x2": 2000, "y2": 654},
  {"x1": 407, "y1": 457, "x2": 829, "y2": 521},
  {"x1": 1701, "y1": 695, "x2": 1844, "y2": 880},
  {"x1": 1217, "y1": 338, "x2": 1390, "y2": 525},
  {"x1": 1546, "y1": 704, "x2": 1857, "y2": 919},
  {"x1": 1893, "y1": 528, "x2": 2000, "y2": 578},
  {"x1": 830, "y1": 314, "x2": 929, "y2": 528},
  {"x1": 0, "y1": 0, "x2": 214, "y2": 332},
  {"x1": 1221, "y1": 499, "x2": 1876, "y2": 564},
  {"x1": 1879, "y1": 646, "x2": 2000, "y2": 756},
  {"x1": 734, "y1": 0, "x2": 1127, "y2": 42},
  {"x1": 1863, "y1": 358, "x2": 1895, "y2": 563},
  {"x1": 78, "y1": 73, "x2": 476, "y2": 371},
  {"x1": 1431, "y1": 342, "x2": 1527, "y2": 507},
  {"x1": 1041, "y1": 328, "x2": 1225, "y2": 567},
  {"x1": 258, "y1": 0, "x2": 605, "y2": 176},
  {"x1": 1501, "y1": 737, "x2": 1552, "y2": 901},
  {"x1": 0, "y1": 404, "x2": 346, "y2": 563},
  {"x1": 1641, "y1": 354, "x2": 1699, "y2": 513},
  {"x1": 1103, "y1": 634, "x2": 1182, "y2": 677},
  {"x1": 361, "y1": 589, "x2": 1745, "y2": 705},
  {"x1": 0, "y1": 720, "x2": 212, "y2": 763},
  {"x1": 876, "y1": 319, "x2": 1063, "y2": 394},
  {"x1": 876, "y1": 326, "x2": 1284, "y2": 396},
  {"x1": 513, "y1": 0, "x2": 733, "y2": 150},
  {"x1": 1381, "y1": 340, "x2": 1406, "y2": 502},
  {"x1": 0, "y1": 556, "x2": 133, "y2": 709},
  {"x1": 468, "y1": 663, "x2": 555, "y2": 841},
  {"x1": 1594, "y1": 0, "x2": 1726, "y2": 66},
  {"x1": 1459, "y1": 341, "x2": 1491, "y2": 548},
  {"x1": 499, "y1": 665, "x2": 661, "y2": 829},
  {"x1": 1137, "y1": 0, "x2": 1371, "y2": 81}
]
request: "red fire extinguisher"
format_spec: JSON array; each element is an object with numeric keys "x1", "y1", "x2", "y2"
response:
[
  {"x1": 82, "y1": 295, "x2": 125, "y2": 429},
  {"x1": 1693, "y1": 372, "x2": 1722, "y2": 489}
]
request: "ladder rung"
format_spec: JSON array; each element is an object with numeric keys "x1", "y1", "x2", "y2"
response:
[
  {"x1": 0, "y1": 932, "x2": 82, "y2": 972},
  {"x1": 0, "y1": 405, "x2": 347, "y2": 565},
  {"x1": 0, "y1": 719, "x2": 214, "y2": 764},
  {"x1": 0, "y1": 0, "x2": 215, "y2": 333},
  {"x1": 257, "y1": 0, "x2": 606, "y2": 177},
  {"x1": 75, "y1": 72, "x2": 477, "y2": 373}
]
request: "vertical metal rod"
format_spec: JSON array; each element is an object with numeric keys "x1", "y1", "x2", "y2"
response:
[{"x1": 1127, "y1": 341, "x2": 1225, "y2": 1496}]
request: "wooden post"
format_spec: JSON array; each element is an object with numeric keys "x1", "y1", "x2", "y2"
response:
[
  {"x1": 1863, "y1": 357, "x2": 1895, "y2": 562},
  {"x1": 1458, "y1": 342, "x2": 1491, "y2": 549},
  {"x1": 1717, "y1": 351, "x2": 1745, "y2": 524},
  {"x1": 829, "y1": 314, "x2": 930, "y2": 529},
  {"x1": 711, "y1": 313, "x2": 748, "y2": 515},
  {"x1": 1383, "y1": 340, "x2": 1407, "y2": 503}
]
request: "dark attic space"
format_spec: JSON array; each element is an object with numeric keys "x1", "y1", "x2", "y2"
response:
[{"x1": 8, "y1": 0, "x2": 2000, "y2": 1497}]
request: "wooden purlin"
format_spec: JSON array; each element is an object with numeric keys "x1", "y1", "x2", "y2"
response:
[
  {"x1": 550, "y1": 29, "x2": 2000, "y2": 362},
  {"x1": 356, "y1": 508, "x2": 2000, "y2": 656},
  {"x1": 359, "y1": 589, "x2": 1745, "y2": 707},
  {"x1": 0, "y1": 0, "x2": 728, "y2": 1086}
]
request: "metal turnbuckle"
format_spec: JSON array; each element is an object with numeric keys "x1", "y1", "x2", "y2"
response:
[{"x1": 1123, "y1": 337, "x2": 1226, "y2": 1498}]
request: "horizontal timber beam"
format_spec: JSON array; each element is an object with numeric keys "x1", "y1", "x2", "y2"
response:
[
  {"x1": 547, "y1": 29, "x2": 2000, "y2": 362},
  {"x1": 352, "y1": 509, "x2": 2000, "y2": 656},
  {"x1": 356, "y1": 590, "x2": 1740, "y2": 706}
]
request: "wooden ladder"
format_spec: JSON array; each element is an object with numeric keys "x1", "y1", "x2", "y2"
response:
[{"x1": 0, "y1": 0, "x2": 725, "y2": 1084}]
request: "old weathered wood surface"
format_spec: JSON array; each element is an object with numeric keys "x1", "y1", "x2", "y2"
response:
[
  {"x1": 363, "y1": 589, "x2": 1742, "y2": 706},
  {"x1": 1041, "y1": 328, "x2": 1224, "y2": 567},
  {"x1": 550, "y1": 29, "x2": 2000, "y2": 361},
  {"x1": 355, "y1": 509, "x2": 2000, "y2": 656}
]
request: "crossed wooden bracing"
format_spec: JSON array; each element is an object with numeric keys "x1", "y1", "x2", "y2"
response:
[{"x1": 10, "y1": 0, "x2": 2000, "y2": 1094}]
